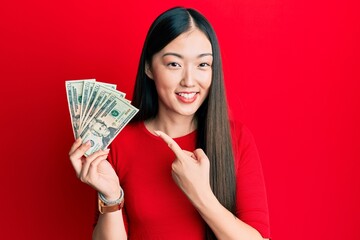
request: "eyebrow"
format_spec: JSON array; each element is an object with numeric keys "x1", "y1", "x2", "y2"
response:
[{"x1": 162, "y1": 52, "x2": 213, "y2": 59}]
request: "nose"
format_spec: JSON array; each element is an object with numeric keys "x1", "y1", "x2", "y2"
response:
[{"x1": 181, "y1": 66, "x2": 195, "y2": 87}]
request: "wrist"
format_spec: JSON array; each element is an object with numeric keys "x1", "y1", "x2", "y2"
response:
[
  {"x1": 192, "y1": 186, "x2": 218, "y2": 211},
  {"x1": 98, "y1": 187, "x2": 125, "y2": 214},
  {"x1": 99, "y1": 187, "x2": 124, "y2": 205},
  {"x1": 103, "y1": 188, "x2": 121, "y2": 202},
  {"x1": 101, "y1": 183, "x2": 122, "y2": 202}
]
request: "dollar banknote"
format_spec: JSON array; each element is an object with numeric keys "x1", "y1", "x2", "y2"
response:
[
  {"x1": 79, "y1": 93, "x2": 138, "y2": 156},
  {"x1": 66, "y1": 79, "x2": 138, "y2": 155},
  {"x1": 80, "y1": 82, "x2": 118, "y2": 130},
  {"x1": 80, "y1": 83, "x2": 125, "y2": 132},
  {"x1": 80, "y1": 80, "x2": 95, "y2": 127},
  {"x1": 65, "y1": 79, "x2": 96, "y2": 138}
]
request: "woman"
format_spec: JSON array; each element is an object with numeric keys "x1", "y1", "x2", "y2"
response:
[{"x1": 69, "y1": 7, "x2": 270, "y2": 240}]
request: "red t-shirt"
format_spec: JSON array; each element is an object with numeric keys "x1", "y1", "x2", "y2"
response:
[{"x1": 96, "y1": 120, "x2": 270, "y2": 239}]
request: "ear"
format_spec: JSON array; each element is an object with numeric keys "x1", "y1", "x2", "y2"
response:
[{"x1": 145, "y1": 62, "x2": 154, "y2": 80}]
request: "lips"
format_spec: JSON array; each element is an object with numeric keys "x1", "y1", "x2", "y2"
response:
[{"x1": 176, "y1": 92, "x2": 198, "y2": 103}]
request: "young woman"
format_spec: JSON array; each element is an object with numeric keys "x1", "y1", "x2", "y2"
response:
[{"x1": 69, "y1": 7, "x2": 270, "y2": 240}]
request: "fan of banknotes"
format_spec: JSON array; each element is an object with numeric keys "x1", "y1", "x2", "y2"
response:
[{"x1": 66, "y1": 79, "x2": 139, "y2": 156}]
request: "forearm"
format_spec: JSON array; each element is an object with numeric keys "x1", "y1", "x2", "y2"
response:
[
  {"x1": 194, "y1": 192, "x2": 263, "y2": 240},
  {"x1": 92, "y1": 210, "x2": 127, "y2": 240}
]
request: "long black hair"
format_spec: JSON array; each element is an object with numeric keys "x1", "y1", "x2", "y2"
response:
[{"x1": 131, "y1": 7, "x2": 236, "y2": 239}]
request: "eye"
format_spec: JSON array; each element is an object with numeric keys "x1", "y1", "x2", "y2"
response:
[
  {"x1": 199, "y1": 62, "x2": 211, "y2": 68},
  {"x1": 167, "y1": 62, "x2": 181, "y2": 68}
]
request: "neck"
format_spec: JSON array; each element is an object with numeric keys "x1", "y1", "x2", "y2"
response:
[{"x1": 145, "y1": 112, "x2": 197, "y2": 138}]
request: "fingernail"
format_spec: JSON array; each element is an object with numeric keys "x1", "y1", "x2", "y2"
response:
[
  {"x1": 85, "y1": 141, "x2": 91, "y2": 146},
  {"x1": 154, "y1": 130, "x2": 160, "y2": 136},
  {"x1": 103, "y1": 148, "x2": 110, "y2": 152}
]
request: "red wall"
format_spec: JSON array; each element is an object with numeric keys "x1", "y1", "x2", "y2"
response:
[{"x1": 1, "y1": 0, "x2": 359, "y2": 239}]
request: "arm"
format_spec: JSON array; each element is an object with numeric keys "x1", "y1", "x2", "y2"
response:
[
  {"x1": 69, "y1": 138, "x2": 127, "y2": 240},
  {"x1": 188, "y1": 168, "x2": 265, "y2": 240},
  {"x1": 155, "y1": 130, "x2": 269, "y2": 240},
  {"x1": 93, "y1": 210, "x2": 127, "y2": 240}
]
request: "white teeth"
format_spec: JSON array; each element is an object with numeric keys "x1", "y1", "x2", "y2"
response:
[{"x1": 178, "y1": 92, "x2": 196, "y2": 99}]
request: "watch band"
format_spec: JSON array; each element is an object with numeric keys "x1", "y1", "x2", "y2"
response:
[
  {"x1": 98, "y1": 188, "x2": 125, "y2": 214},
  {"x1": 98, "y1": 197, "x2": 124, "y2": 214}
]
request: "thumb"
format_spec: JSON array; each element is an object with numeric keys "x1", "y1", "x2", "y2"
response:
[
  {"x1": 183, "y1": 150, "x2": 197, "y2": 161},
  {"x1": 193, "y1": 149, "x2": 208, "y2": 164}
]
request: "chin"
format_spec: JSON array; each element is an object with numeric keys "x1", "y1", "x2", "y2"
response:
[{"x1": 177, "y1": 108, "x2": 199, "y2": 117}]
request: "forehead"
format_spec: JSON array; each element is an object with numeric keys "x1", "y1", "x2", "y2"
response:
[{"x1": 160, "y1": 28, "x2": 212, "y2": 55}]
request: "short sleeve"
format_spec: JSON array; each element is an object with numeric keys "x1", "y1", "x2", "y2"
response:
[{"x1": 231, "y1": 121, "x2": 271, "y2": 238}]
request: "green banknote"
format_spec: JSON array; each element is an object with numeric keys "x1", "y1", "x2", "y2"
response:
[
  {"x1": 65, "y1": 79, "x2": 95, "y2": 138},
  {"x1": 65, "y1": 79, "x2": 138, "y2": 155}
]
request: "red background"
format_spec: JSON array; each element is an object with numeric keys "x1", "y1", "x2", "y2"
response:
[{"x1": 1, "y1": 0, "x2": 359, "y2": 239}]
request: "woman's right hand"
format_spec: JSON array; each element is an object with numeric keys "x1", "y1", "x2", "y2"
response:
[{"x1": 69, "y1": 138, "x2": 121, "y2": 201}]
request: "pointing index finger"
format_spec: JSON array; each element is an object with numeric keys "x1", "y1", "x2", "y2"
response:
[{"x1": 154, "y1": 130, "x2": 183, "y2": 157}]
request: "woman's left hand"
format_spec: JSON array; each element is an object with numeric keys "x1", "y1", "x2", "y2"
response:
[{"x1": 155, "y1": 130, "x2": 212, "y2": 205}]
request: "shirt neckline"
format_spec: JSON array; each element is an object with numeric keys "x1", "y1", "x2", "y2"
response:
[{"x1": 139, "y1": 121, "x2": 197, "y2": 141}]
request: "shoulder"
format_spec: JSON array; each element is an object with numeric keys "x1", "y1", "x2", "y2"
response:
[
  {"x1": 228, "y1": 118, "x2": 260, "y2": 169},
  {"x1": 108, "y1": 121, "x2": 143, "y2": 155},
  {"x1": 107, "y1": 121, "x2": 145, "y2": 172},
  {"x1": 229, "y1": 118, "x2": 256, "y2": 147},
  {"x1": 110, "y1": 121, "x2": 143, "y2": 145}
]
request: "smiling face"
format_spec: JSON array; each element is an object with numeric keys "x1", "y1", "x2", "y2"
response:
[{"x1": 146, "y1": 27, "x2": 213, "y2": 120}]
